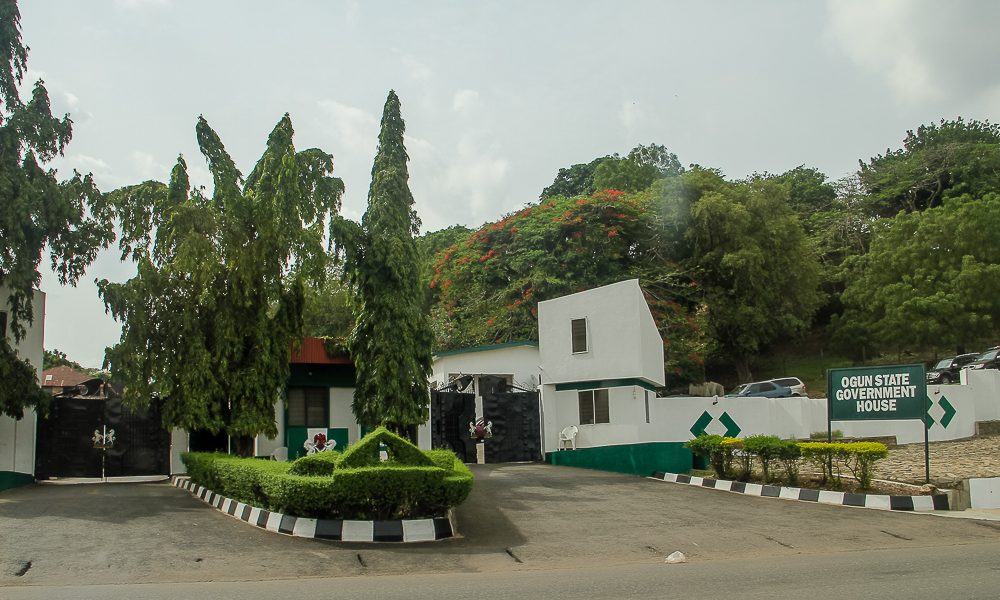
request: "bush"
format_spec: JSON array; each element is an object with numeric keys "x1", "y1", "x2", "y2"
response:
[
  {"x1": 288, "y1": 450, "x2": 341, "y2": 476},
  {"x1": 179, "y1": 431, "x2": 474, "y2": 520},
  {"x1": 337, "y1": 426, "x2": 434, "y2": 468},
  {"x1": 742, "y1": 435, "x2": 784, "y2": 483},
  {"x1": 810, "y1": 429, "x2": 844, "y2": 440},
  {"x1": 685, "y1": 434, "x2": 737, "y2": 479},
  {"x1": 723, "y1": 438, "x2": 751, "y2": 481},
  {"x1": 777, "y1": 440, "x2": 801, "y2": 485},
  {"x1": 839, "y1": 442, "x2": 889, "y2": 490},
  {"x1": 798, "y1": 441, "x2": 840, "y2": 486}
]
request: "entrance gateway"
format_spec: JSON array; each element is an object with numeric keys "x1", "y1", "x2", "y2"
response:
[{"x1": 430, "y1": 381, "x2": 542, "y2": 464}]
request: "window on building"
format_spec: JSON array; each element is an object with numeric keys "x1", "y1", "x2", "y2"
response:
[
  {"x1": 578, "y1": 389, "x2": 609, "y2": 424},
  {"x1": 287, "y1": 387, "x2": 327, "y2": 427},
  {"x1": 0, "y1": 311, "x2": 6, "y2": 339},
  {"x1": 644, "y1": 390, "x2": 651, "y2": 424},
  {"x1": 571, "y1": 318, "x2": 588, "y2": 353}
]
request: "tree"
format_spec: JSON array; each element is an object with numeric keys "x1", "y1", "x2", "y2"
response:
[
  {"x1": 428, "y1": 190, "x2": 710, "y2": 382},
  {"x1": 538, "y1": 156, "x2": 606, "y2": 199},
  {"x1": 840, "y1": 193, "x2": 1000, "y2": 354},
  {"x1": 859, "y1": 117, "x2": 1000, "y2": 217},
  {"x1": 539, "y1": 144, "x2": 683, "y2": 200},
  {"x1": 688, "y1": 177, "x2": 822, "y2": 381},
  {"x1": 335, "y1": 91, "x2": 433, "y2": 438},
  {"x1": 99, "y1": 115, "x2": 342, "y2": 437},
  {"x1": 0, "y1": 0, "x2": 113, "y2": 418}
]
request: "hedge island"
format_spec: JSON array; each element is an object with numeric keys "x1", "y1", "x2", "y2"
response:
[{"x1": 181, "y1": 427, "x2": 473, "y2": 520}]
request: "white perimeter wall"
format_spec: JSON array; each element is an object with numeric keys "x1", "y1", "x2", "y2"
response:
[
  {"x1": 541, "y1": 370, "x2": 1000, "y2": 453},
  {"x1": 0, "y1": 287, "x2": 44, "y2": 477}
]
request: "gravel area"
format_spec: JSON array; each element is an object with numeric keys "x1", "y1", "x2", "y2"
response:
[{"x1": 877, "y1": 435, "x2": 1000, "y2": 487}]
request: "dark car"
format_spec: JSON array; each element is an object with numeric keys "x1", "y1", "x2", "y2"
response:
[
  {"x1": 927, "y1": 353, "x2": 979, "y2": 384},
  {"x1": 965, "y1": 346, "x2": 1000, "y2": 374}
]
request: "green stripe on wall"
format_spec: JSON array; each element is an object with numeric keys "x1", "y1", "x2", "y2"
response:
[
  {"x1": 546, "y1": 442, "x2": 692, "y2": 476},
  {"x1": 0, "y1": 471, "x2": 34, "y2": 492},
  {"x1": 554, "y1": 378, "x2": 657, "y2": 392}
]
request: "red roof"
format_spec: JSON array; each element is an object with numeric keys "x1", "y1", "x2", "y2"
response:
[
  {"x1": 41, "y1": 366, "x2": 92, "y2": 389},
  {"x1": 290, "y1": 337, "x2": 352, "y2": 365}
]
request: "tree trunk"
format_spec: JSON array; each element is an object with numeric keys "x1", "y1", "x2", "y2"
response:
[{"x1": 734, "y1": 357, "x2": 752, "y2": 383}]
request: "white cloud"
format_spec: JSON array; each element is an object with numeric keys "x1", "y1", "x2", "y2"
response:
[
  {"x1": 619, "y1": 100, "x2": 644, "y2": 135},
  {"x1": 441, "y1": 135, "x2": 509, "y2": 216},
  {"x1": 825, "y1": 0, "x2": 1000, "y2": 105},
  {"x1": 115, "y1": 0, "x2": 170, "y2": 9},
  {"x1": 401, "y1": 54, "x2": 433, "y2": 82},
  {"x1": 344, "y1": 0, "x2": 361, "y2": 26},
  {"x1": 131, "y1": 151, "x2": 170, "y2": 181},
  {"x1": 452, "y1": 89, "x2": 481, "y2": 115},
  {"x1": 316, "y1": 99, "x2": 379, "y2": 160},
  {"x1": 64, "y1": 92, "x2": 80, "y2": 109}
]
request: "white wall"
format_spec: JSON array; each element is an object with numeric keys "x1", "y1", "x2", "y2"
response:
[
  {"x1": 538, "y1": 279, "x2": 664, "y2": 387},
  {"x1": 541, "y1": 370, "x2": 1000, "y2": 452},
  {"x1": 329, "y1": 387, "x2": 358, "y2": 445},
  {"x1": 0, "y1": 286, "x2": 44, "y2": 479}
]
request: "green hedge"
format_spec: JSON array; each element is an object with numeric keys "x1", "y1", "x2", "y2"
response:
[
  {"x1": 288, "y1": 450, "x2": 341, "y2": 476},
  {"x1": 180, "y1": 432, "x2": 473, "y2": 519},
  {"x1": 685, "y1": 434, "x2": 889, "y2": 490}
]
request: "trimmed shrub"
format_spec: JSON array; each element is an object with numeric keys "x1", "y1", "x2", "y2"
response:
[
  {"x1": 839, "y1": 442, "x2": 889, "y2": 490},
  {"x1": 685, "y1": 434, "x2": 735, "y2": 478},
  {"x1": 337, "y1": 426, "x2": 434, "y2": 468},
  {"x1": 798, "y1": 441, "x2": 840, "y2": 486},
  {"x1": 777, "y1": 439, "x2": 802, "y2": 485},
  {"x1": 723, "y1": 437, "x2": 751, "y2": 481},
  {"x1": 742, "y1": 435, "x2": 784, "y2": 483},
  {"x1": 180, "y1": 440, "x2": 474, "y2": 520},
  {"x1": 288, "y1": 450, "x2": 341, "y2": 476}
]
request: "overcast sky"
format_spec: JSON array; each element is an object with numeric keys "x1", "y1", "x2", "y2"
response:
[{"x1": 21, "y1": 0, "x2": 1000, "y2": 368}]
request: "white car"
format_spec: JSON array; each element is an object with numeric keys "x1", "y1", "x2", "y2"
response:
[{"x1": 767, "y1": 377, "x2": 807, "y2": 397}]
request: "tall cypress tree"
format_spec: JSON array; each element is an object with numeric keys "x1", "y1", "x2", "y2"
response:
[{"x1": 338, "y1": 90, "x2": 433, "y2": 438}]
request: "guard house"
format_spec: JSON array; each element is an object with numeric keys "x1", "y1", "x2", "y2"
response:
[{"x1": 538, "y1": 279, "x2": 666, "y2": 460}]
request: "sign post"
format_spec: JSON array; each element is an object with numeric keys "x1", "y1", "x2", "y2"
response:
[{"x1": 827, "y1": 364, "x2": 928, "y2": 482}]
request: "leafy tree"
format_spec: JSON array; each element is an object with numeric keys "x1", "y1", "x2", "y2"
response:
[
  {"x1": 42, "y1": 349, "x2": 85, "y2": 371},
  {"x1": 840, "y1": 193, "x2": 1000, "y2": 353},
  {"x1": 539, "y1": 144, "x2": 683, "y2": 200},
  {"x1": 334, "y1": 91, "x2": 433, "y2": 437},
  {"x1": 539, "y1": 156, "x2": 606, "y2": 199},
  {"x1": 429, "y1": 190, "x2": 710, "y2": 381},
  {"x1": 99, "y1": 115, "x2": 342, "y2": 437},
  {"x1": 301, "y1": 268, "x2": 354, "y2": 341},
  {"x1": 859, "y1": 117, "x2": 1000, "y2": 217},
  {"x1": 0, "y1": 0, "x2": 113, "y2": 418},
  {"x1": 688, "y1": 177, "x2": 822, "y2": 381}
]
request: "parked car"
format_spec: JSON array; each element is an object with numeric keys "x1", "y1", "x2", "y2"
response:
[
  {"x1": 927, "y1": 353, "x2": 979, "y2": 384},
  {"x1": 726, "y1": 380, "x2": 794, "y2": 398},
  {"x1": 767, "y1": 377, "x2": 807, "y2": 397},
  {"x1": 965, "y1": 346, "x2": 1000, "y2": 373}
]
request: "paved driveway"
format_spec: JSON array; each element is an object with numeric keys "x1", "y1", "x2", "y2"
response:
[{"x1": 2, "y1": 464, "x2": 999, "y2": 586}]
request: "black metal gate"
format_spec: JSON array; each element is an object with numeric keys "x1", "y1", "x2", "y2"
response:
[
  {"x1": 36, "y1": 396, "x2": 171, "y2": 479},
  {"x1": 481, "y1": 391, "x2": 542, "y2": 463},
  {"x1": 430, "y1": 390, "x2": 476, "y2": 463}
]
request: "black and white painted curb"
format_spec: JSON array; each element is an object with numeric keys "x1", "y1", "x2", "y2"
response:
[
  {"x1": 171, "y1": 476, "x2": 455, "y2": 542},
  {"x1": 650, "y1": 472, "x2": 949, "y2": 512}
]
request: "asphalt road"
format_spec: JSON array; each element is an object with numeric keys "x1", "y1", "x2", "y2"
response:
[
  {"x1": 2, "y1": 463, "x2": 1000, "y2": 589},
  {"x1": 5, "y1": 542, "x2": 1000, "y2": 600}
]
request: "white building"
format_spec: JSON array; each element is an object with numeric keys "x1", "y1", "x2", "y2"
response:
[
  {"x1": 0, "y1": 286, "x2": 44, "y2": 491},
  {"x1": 538, "y1": 279, "x2": 677, "y2": 470}
]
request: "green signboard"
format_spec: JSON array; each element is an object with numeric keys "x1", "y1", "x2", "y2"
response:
[{"x1": 827, "y1": 364, "x2": 926, "y2": 421}]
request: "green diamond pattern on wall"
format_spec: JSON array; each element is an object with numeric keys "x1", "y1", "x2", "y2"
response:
[
  {"x1": 689, "y1": 411, "x2": 742, "y2": 438},
  {"x1": 690, "y1": 411, "x2": 713, "y2": 437},
  {"x1": 925, "y1": 395, "x2": 957, "y2": 430},
  {"x1": 719, "y1": 412, "x2": 742, "y2": 437}
]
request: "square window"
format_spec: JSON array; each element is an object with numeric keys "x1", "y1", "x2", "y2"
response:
[
  {"x1": 578, "y1": 389, "x2": 609, "y2": 425},
  {"x1": 287, "y1": 387, "x2": 327, "y2": 427},
  {"x1": 571, "y1": 318, "x2": 588, "y2": 353}
]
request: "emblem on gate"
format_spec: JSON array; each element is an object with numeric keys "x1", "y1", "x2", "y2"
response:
[
  {"x1": 92, "y1": 428, "x2": 116, "y2": 449},
  {"x1": 469, "y1": 418, "x2": 493, "y2": 441}
]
